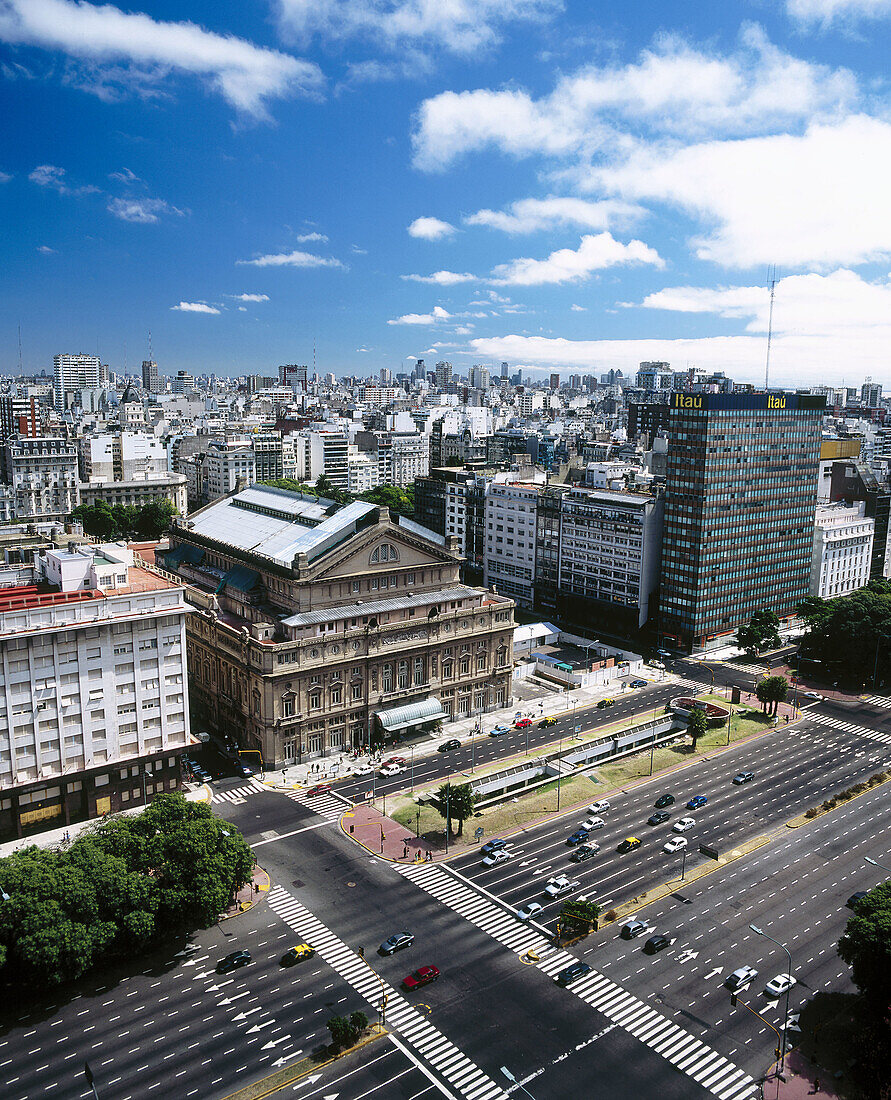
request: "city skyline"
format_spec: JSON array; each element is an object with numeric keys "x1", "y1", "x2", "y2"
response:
[{"x1": 2, "y1": 1, "x2": 891, "y2": 385}]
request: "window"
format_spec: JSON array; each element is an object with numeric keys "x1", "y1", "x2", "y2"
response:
[
  {"x1": 370, "y1": 543, "x2": 399, "y2": 565},
  {"x1": 309, "y1": 692, "x2": 321, "y2": 710},
  {"x1": 351, "y1": 682, "x2": 362, "y2": 700},
  {"x1": 281, "y1": 693, "x2": 295, "y2": 717},
  {"x1": 381, "y1": 664, "x2": 393, "y2": 692},
  {"x1": 331, "y1": 687, "x2": 342, "y2": 704}
]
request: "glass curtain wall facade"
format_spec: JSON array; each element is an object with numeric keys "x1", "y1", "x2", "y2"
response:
[{"x1": 660, "y1": 393, "x2": 825, "y2": 652}]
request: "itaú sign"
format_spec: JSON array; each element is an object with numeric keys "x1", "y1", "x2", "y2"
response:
[{"x1": 670, "y1": 392, "x2": 825, "y2": 413}]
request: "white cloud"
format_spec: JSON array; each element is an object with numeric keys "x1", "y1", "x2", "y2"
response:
[
  {"x1": 0, "y1": 0, "x2": 323, "y2": 117},
  {"x1": 0, "y1": 170, "x2": 13, "y2": 183},
  {"x1": 238, "y1": 306, "x2": 247, "y2": 311},
  {"x1": 408, "y1": 216, "x2": 456, "y2": 240},
  {"x1": 594, "y1": 115, "x2": 891, "y2": 269},
  {"x1": 227, "y1": 293, "x2": 270, "y2": 302},
  {"x1": 412, "y1": 25, "x2": 858, "y2": 170},
  {"x1": 276, "y1": 0, "x2": 560, "y2": 55},
  {"x1": 107, "y1": 195, "x2": 183, "y2": 223},
  {"x1": 490, "y1": 232, "x2": 663, "y2": 286},
  {"x1": 454, "y1": 324, "x2": 475, "y2": 335},
  {"x1": 571, "y1": 303, "x2": 586, "y2": 311},
  {"x1": 109, "y1": 166, "x2": 140, "y2": 184},
  {"x1": 351, "y1": 244, "x2": 368, "y2": 254},
  {"x1": 401, "y1": 270, "x2": 476, "y2": 285},
  {"x1": 387, "y1": 305, "x2": 452, "y2": 325},
  {"x1": 237, "y1": 249, "x2": 346, "y2": 269},
  {"x1": 296, "y1": 231, "x2": 328, "y2": 243},
  {"x1": 171, "y1": 301, "x2": 220, "y2": 314},
  {"x1": 787, "y1": 0, "x2": 891, "y2": 26},
  {"x1": 465, "y1": 196, "x2": 641, "y2": 234}
]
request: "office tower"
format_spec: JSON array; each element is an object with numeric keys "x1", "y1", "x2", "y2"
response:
[
  {"x1": 501, "y1": 362, "x2": 509, "y2": 379},
  {"x1": 549, "y1": 373, "x2": 560, "y2": 390},
  {"x1": 435, "y1": 361, "x2": 453, "y2": 388},
  {"x1": 279, "y1": 364, "x2": 308, "y2": 391},
  {"x1": 830, "y1": 460, "x2": 891, "y2": 580},
  {"x1": 569, "y1": 374, "x2": 582, "y2": 390},
  {"x1": 470, "y1": 365, "x2": 490, "y2": 390},
  {"x1": 0, "y1": 395, "x2": 39, "y2": 439},
  {"x1": 141, "y1": 359, "x2": 162, "y2": 394},
  {"x1": 660, "y1": 392, "x2": 825, "y2": 653},
  {"x1": 861, "y1": 382, "x2": 882, "y2": 408},
  {"x1": 53, "y1": 353, "x2": 101, "y2": 410},
  {"x1": 379, "y1": 367, "x2": 392, "y2": 384},
  {"x1": 170, "y1": 370, "x2": 196, "y2": 394}
]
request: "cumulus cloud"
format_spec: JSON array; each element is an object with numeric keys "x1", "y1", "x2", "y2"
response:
[
  {"x1": 0, "y1": 0, "x2": 324, "y2": 117},
  {"x1": 787, "y1": 0, "x2": 891, "y2": 25},
  {"x1": 237, "y1": 249, "x2": 346, "y2": 269},
  {"x1": 401, "y1": 270, "x2": 476, "y2": 285},
  {"x1": 227, "y1": 293, "x2": 270, "y2": 302},
  {"x1": 465, "y1": 196, "x2": 641, "y2": 234},
  {"x1": 0, "y1": 170, "x2": 12, "y2": 183},
  {"x1": 412, "y1": 25, "x2": 858, "y2": 170},
  {"x1": 387, "y1": 305, "x2": 452, "y2": 325},
  {"x1": 275, "y1": 0, "x2": 561, "y2": 55},
  {"x1": 37, "y1": 244, "x2": 57, "y2": 253},
  {"x1": 490, "y1": 232, "x2": 663, "y2": 286},
  {"x1": 408, "y1": 216, "x2": 456, "y2": 240},
  {"x1": 107, "y1": 195, "x2": 184, "y2": 223},
  {"x1": 571, "y1": 303, "x2": 586, "y2": 311},
  {"x1": 108, "y1": 166, "x2": 140, "y2": 184},
  {"x1": 296, "y1": 231, "x2": 328, "y2": 242},
  {"x1": 171, "y1": 301, "x2": 220, "y2": 314},
  {"x1": 28, "y1": 163, "x2": 90, "y2": 194}
]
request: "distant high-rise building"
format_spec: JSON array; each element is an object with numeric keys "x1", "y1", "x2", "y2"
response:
[
  {"x1": 279, "y1": 364, "x2": 308, "y2": 392},
  {"x1": 53, "y1": 353, "x2": 101, "y2": 411},
  {"x1": 379, "y1": 367, "x2": 393, "y2": 384},
  {"x1": 660, "y1": 392, "x2": 825, "y2": 653},
  {"x1": 569, "y1": 374, "x2": 582, "y2": 390},
  {"x1": 0, "y1": 395, "x2": 39, "y2": 440},
  {"x1": 435, "y1": 361, "x2": 453, "y2": 388},
  {"x1": 470, "y1": 365, "x2": 490, "y2": 390},
  {"x1": 861, "y1": 382, "x2": 882, "y2": 408},
  {"x1": 170, "y1": 370, "x2": 196, "y2": 394},
  {"x1": 141, "y1": 359, "x2": 161, "y2": 393},
  {"x1": 501, "y1": 361, "x2": 509, "y2": 379},
  {"x1": 549, "y1": 373, "x2": 560, "y2": 390}
]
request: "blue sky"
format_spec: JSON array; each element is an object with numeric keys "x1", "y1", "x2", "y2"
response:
[{"x1": 2, "y1": 0, "x2": 891, "y2": 387}]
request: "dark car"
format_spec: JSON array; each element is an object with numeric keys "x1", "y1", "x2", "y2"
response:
[
  {"x1": 402, "y1": 966, "x2": 440, "y2": 990},
  {"x1": 379, "y1": 932, "x2": 414, "y2": 955},
  {"x1": 643, "y1": 935, "x2": 671, "y2": 955},
  {"x1": 648, "y1": 810, "x2": 670, "y2": 826},
  {"x1": 556, "y1": 961, "x2": 592, "y2": 986},
  {"x1": 732, "y1": 772, "x2": 755, "y2": 785},
  {"x1": 234, "y1": 761, "x2": 254, "y2": 778},
  {"x1": 437, "y1": 739, "x2": 461, "y2": 752},
  {"x1": 481, "y1": 838, "x2": 508, "y2": 855},
  {"x1": 216, "y1": 950, "x2": 251, "y2": 974},
  {"x1": 566, "y1": 829, "x2": 590, "y2": 846},
  {"x1": 629, "y1": 679, "x2": 648, "y2": 688},
  {"x1": 687, "y1": 795, "x2": 708, "y2": 810},
  {"x1": 569, "y1": 843, "x2": 599, "y2": 862},
  {"x1": 655, "y1": 794, "x2": 675, "y2": 808},
  {"x1": 846, "y1": 891, "x2": 869, "y2": 910}
]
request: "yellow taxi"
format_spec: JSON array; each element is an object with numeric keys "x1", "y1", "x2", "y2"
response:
[{"x1": 281, "y1": 943, "x2": 315, "y2": 966}]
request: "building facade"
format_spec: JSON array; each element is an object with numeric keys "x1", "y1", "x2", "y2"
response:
[
  {"x1": 53, "y1": 353, "x2": 102, "y2": 411},
  {"x1": 483, "y1": 481, "x2": 540, "y2": 607},
  {"x1": 4, "y1": 436, "x2": 80, "y2": 520},
  {"x1": 810, "y1": 502, "x2": 874, "y2": 599}
]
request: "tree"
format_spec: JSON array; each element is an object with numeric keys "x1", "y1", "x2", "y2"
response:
[
  {"x1": 736, "y1": 608, "x2": 781, "y2": 655},
  {"x1": 755, "y1": 675, "x2": 789, "y2": 715},
  {"x1": 349, "y1": 1011, "x2": 368, "y2": 1038},
  {"x1": 434, "y1": 782, "x2": 478, "y2": 837},
  {"x1": 798, "y1": 580, "x2": 891, "y2": 688},
  {"x1": 72, "y1": 501, "x2": 119, "y2": 540},
  {"x1": 135, "y1": 499, "x2": 177, "y2": 539},
  {"x1": 838, "y1": 882, "x2": 891, "y2": 1008},
  {"x1": 558, "y1": 898, "x2": 601, "y2": 940},
  {"x1": 687, "y1": 706, "x2": 708, "y2": 751},
  {"x1": 326, "y1": 1015, "x2": 352, "y2": 1049}
]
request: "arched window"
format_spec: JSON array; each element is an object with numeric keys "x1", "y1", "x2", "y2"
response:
[{"x1": 370, "y1": 542, "x2": 399, "y2": 565}]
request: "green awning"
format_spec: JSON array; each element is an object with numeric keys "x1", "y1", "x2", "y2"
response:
[
  {"x1": 375, "y1": 697, "x2": 447, "y2": 732},
  {"x1": 216, "y1": 565, "x2": 261, "y2": 594},
  {"x1": 164, "y1": 544, "x2": 205, "y2": 567}
]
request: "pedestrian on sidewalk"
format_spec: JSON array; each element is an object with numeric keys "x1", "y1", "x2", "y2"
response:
[
  {"x1": 811, "y1": 1079, "x2": 820, "y2": 1094},
  {"x1": 403, "y1": 845, "x2": 408, "y2": 857}
]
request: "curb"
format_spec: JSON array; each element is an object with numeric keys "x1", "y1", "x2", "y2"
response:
[
  {"x1": 219, "y1": 866, "x2": 272, "y2": 921},
  {"x1": 339, "y1": 810, "x2": 437, "y2": 866},
  {"x1": 786, "y1": 771, "x2": 891, "y2": 829}
]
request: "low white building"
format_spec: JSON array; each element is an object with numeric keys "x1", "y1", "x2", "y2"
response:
[
  {"x1": 483, "y1": 480, "x2": 540, "y2": 607},
  {"x1": 810, "y1": 502, "x2": 874, "y2": 598}
]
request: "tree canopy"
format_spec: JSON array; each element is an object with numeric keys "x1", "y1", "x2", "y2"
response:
[
  {"x1": 72, "y1": 498, "x2": 178, "y2": 542},
  {"x1": 838, "y1": 882, "x2": 891, "y2": 1008},
  {"x1": 259, "y1": 478, "x2": 415, "y2": 518},
  {"x1": 798, "y1": 581, "x2": 891, "y2": 688},
  {"x1": 687, "y1": 706, "x2": 708, "y2": 750},
  {"x1": 736, "y1": 608, "x2": 781, "y2": 655},
  {"x1": 755, "y1": 675, "x2": 789, "y2": 715},
  {"x1": 434, "y1": 782, "x2": 478, "y2": 837},
  {"x1": 0, "y1": 794, "x2": 253, "y2": 990}
]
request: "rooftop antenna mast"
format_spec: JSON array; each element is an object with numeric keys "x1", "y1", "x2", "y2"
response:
[
  {"x1": 17, "y1": 322, "x2": 23, "y2": 376},
  {"x1": 765, "y1": 265, "x2": 777, "y2": 391},
  {"x1": 148, "y1": 330, "x2": 153, "y2": 361}
]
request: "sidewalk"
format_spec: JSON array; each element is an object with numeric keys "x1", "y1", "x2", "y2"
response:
[
  {"x1": 341, "y1": 802, "x2": 443, "y2": 863},
  {"x1": 771, "y1": 1051, "x2": 842, "y2": 1099}
]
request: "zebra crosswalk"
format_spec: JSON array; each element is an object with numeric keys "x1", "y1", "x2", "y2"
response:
[
  {"x1": 285, "y1": 788, "x2": 350, "y2": 822},
  {"x1": 266, "y1": 885, "x2": 508, "y2": 1100},
  {"x1": 399, "y1": 863, "x2": 756, "y2": 1100},
  {"x1": 862, "y1": 694, "x2": 891, "y2": 710},
  {"x1": 807, "y1": 711, "x2": 891, "y2": 748},
  {"x1": 724, "y1": 662, "x2": 768, "y2": 676},
  {"x1": 210, "y1": 779, "x2": 268, "y2": 805}
]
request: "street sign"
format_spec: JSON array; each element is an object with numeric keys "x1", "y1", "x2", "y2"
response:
[
  {"x1": 475, "y1": 827, "x2": 485, "y2": 838},
  {"x1": 574, "y1": 725, "x2": 581, "y2": 733}
]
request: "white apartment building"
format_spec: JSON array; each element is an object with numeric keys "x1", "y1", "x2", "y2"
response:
[
  {"x1": 483, "y1": 481, "x2": 540, "y2": 607},
  {"x1": 347, "y1": 451, "x2": 380, "y2": 493},
  {"x1": 200, "y1": 441, "x2": 256, "y2": 501},
  {"x1": 4, "y1": 436, "x2": 80, "y2": 520},
  {"x1": 80, "y1": 432, "x2": 169, "y2": 482},
  {"x1": 293, "y1": 431, "x2": 350, "y2": 488},
  {"x1": 53, "y1": 353, "x2": 101, "y2": 411},
  {"x1": 79, "y1": 474, "x2": 188, "y2": 517},
  {"x1": 0, "y1": 541, "x2": 191, "y2": 840},
  {"x1": 810, "y1": 502, "x2": 874, "y2": 598}
]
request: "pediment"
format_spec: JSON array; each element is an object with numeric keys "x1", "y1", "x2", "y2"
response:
[{"x1": 310, "y1": 523, "x2": 455, "y2": 581}]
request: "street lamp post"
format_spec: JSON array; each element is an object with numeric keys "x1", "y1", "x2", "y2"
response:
[
  {"x1": 141, "y1": 762, "x2": 153, "y2": 805},
  {"x1": 501, "y1": 1066, "x2": 536, "y2": 1099},
  {"x1": 865, "y1": 855, "x2": 891, "y2": 873},
  {"x1": 750, "y1": 923, "x2": 793, "y2": 1077},
  {"x1": 556, "y1": 731, "x2": 564, "y2": 811}
]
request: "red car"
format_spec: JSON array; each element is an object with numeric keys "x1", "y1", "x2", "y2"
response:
[
  {"x1": 514, "y1": 718, "x2": 533, "y2": 729},
  {"x1": 383, "y1": 757, "x2": 406, "y2": 767},
  {"x1": 306, "y1": 784, "x2": 332, "y2": 796},
  {"x1": 402, "y1": 966, "x2": 440, "y2": 991}
]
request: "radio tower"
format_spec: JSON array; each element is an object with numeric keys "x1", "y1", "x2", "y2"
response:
[{"x1": 765, "y1": 265, "x2": 777, "y2": 391}]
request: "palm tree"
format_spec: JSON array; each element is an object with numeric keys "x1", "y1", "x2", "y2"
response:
[{"x1": 434, "y1": 782, "x2": 477, "y2": 837}]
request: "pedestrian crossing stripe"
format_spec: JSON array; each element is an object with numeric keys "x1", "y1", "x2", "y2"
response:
[
  {"x1": 398, "y1": 863, "x2": 757, "y2": 1100},
  {"x1": 863, "y1": 694, "x2": 891, "y2": 709},
  {"x1": 808, "y1": 712, "x2": 891, "y2": 746},
  {"x1": 209, "y1": 779, "x2": 267, "y2": 804},
  {"x1": 266, "y1": 885, "x2": 508, "y2": 1100},
  {"x1": 286, "y1": 789, "x2": 350, "y2": 822}
]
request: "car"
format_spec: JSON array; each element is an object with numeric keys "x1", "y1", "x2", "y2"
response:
[
  {"x1": 617, "y1": 836, "x2": 641, "y2": 853},
  {"x1": 544, "y1": 875, "x2": 578, "y2": 898},
  {"x1": 764, "y1": 974, "x2": 797, "y2": 998},
  {"x1": 569, "y1": 843, "x2": 599, "y2": 862},
  {"x1": 306, "y1": 784, "x2": 332, "y2": 796},
  {"x1": 663, "y1": 836, "x2": 688, "y2": 853},
  {"x1": 379, "y1": 764, "x2": 404, "y2": 776},
  {"x1": 280, "y1": 943, "x2": 315, "y2": 966},
  {"x1": 482, "y1": 850, "x2": 513, "y2": 866},
  {"x1": 489, "y1": 725, "x2": 510, "y2": 737},
  {"x1": 566, "y1": 828, "x2": 590, "y2": 846},
  {"x1": 629, "y1": 679, "x2": 648, "y2": 688},
  {"x1": 846, "y1": 891, "x2": 869, "y2": 910},
  {"x1": 644, "y1": 934, "x2": 671, "y2": 955},
  {"x1": 588, "y1": 800, "x2": 611, "y2": 814},
  {"x1": 655, "y1": 648, "x2": 672, "y2": 659},
  {"x1": 352, "y1": 763, "x2": 374, "y2": 775},
  {"x1": 648, "y1": 811, "x2": 671, "y2": 826},
  {"x1": 620, "y1": 920, "x2": 647, "y2": 940},
  {"x1": 234, "y1": 761, "x2": 254, "y2": 778},
  {"x1": 556, "y1": 961, "x2": 592, "y2": 986},
  {"x1": 579, "y1": 816, "x2": 606, "y2": 831},
  {"x1": 725, "y1": 965, "x2": 758, "y2": 991},
  {"x1": 597, "y1": 698, "x2": 615, "y2": 709},
  {"x1": 687, "y1": 795, "x2": 708, "y2": 810},
  {"x1": 481, "y1": 838, "x2": 508, "y2": 855},
  {"x1": 379, "y1": 932, "x2": 414, "y2": 955},
  {"x1": 216, "y1": 950, "x2": 251, "y2": 974},
  {"x1": 655, "y1": 794, "x2": 675, "y2": 808},
  {"x1": 673, "y1": 817, "x2": 696, "y2": 832},
  {"x1": 539, "y1": 716, "x2": 558, "y2": 727},
  {"x1": 402, "y1": 966, "x2": 440, "y2": 991},
  {"x1": 516, "y1": 901, "x2": 544, "y2": 922},
  {"x1": 437, "y1": 739, "x2": 461, "y2": 752},
  {"x1": 383, "y1": 757, "x2": 406, "y2": 767},
  {"x1": 732, "y1": 771, "x2": 755, "y2": 785},
  {"x1": 515, "y1": 717, "x2": 533, "y2": 728},
  {"x1": 802, "y1": 691, "x2": 824, "y2": 701}
]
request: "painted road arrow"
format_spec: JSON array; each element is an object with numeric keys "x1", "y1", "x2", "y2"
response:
[
  {"x1": 705, "y1": 967, "x2": 723, "y2": 980},
  {"x1": 262, "y1": 1037, "x2": 290, "y2": 1050},
  {"x1": 246, "y1": 1019, "x2": 276, "y2": 1034},
  {"x1": 292, "y1": 1075, "x2": 322, "y2": 1089}
]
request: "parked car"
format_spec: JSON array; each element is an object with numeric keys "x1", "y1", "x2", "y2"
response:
[
  {"x1": 644, "y1": 935, "x2": 671, "y2": 955},
  {"x1": 556, "y1": 961, "x2": 592, "y2": 986},
  {"x1": 673, "y1": 817, "x2": 696, "y2": 832},
  {"x1": 437, "y1": 739, "x2": 461, "y2": 752},
  {"x1": 588, "y1": 800, "x2": 611, "y2": 814},
  {"x1": 489, "y1": 725, "x2": 510, "y2": 737},
  {"x1": 280, "y1": 943, "x2": 314, "y2": 967},
  {"x1": 566, "y1": 829, "x2": 590, "y2": 847},
  {"x1": 579, "y1": 816, "x2": 606, "y2": 831},
  {"x1": 725, "y1": 965, "x2": 758, "y2": 991},
  {"x1": 629, "y1": 679, "x2": 648, "y2": 688},
  {"x1": 481, "y1": 838, "x2": 508, "y2": 855},
  {"x1": 516, "y1": 901, "x2": 544, "y2": 922},
  {"x1": 352, "y1": 763, "x2": 374, "y2": 775},
  {"x1": 402, "y1": 966, "x2": 440, "y2": 991},
  {"x1": 569, "y1": 843, "x2": 599, "y2": 862},
  {"x1": 655, "y1": 794, "x2": 675, "y2": 808},
  {"x1": 764, "y1": 974, "x2": 797, "y2": 998},
  {"x1": 383, "y1": 757, "x2": 406, "y2": 767},
  {"x1": 217, "y1": 950, "x2": 251, "y2": 974},
  {"x1": 482, "y1": 850, "x2": 513, "y2": 866},
  {"x1": 597, "y1": 698, "x2": 615, "y2": 709},
  {"x1": 539, "y1": 717, "x2": 557, "y2": 727},
  {"x1": 306, "y1": 784, "x2": 332, "y2": 796},
  {"x1": 663, "y1": 836, "x2": 688, "y2": 853},
  {"x1": 620, "y1": 920, "x2": 647, "y2": 940},
  {"x1": 544, "y1": 875, "x2": 578, "y2": 898},
  {"x1": 515, "y1": 717, "x2": 533, "y2": 729},
  {"x1": 687, "y1": 795, "x2": 708, "y2": 810},
  {"x1": 846, "y1": 891, "x2": 869, "y2": 910},
  {"x1": 732, "y1": 771, "x2": 755, "y2": 785},
  {"x1": 617, "y1": 837, "x2": 641, "y2": 853},
  {"x1": 379, "y1": 932, "x2": 414, "y2": 955}
]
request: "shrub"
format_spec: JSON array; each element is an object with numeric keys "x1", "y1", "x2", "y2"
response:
[
  {"x1": 604, "y1": 909, "x2": 619, "y2": 922},
  {"x1": 804, "y1": 808, "x2": 819, "y2": 818}
]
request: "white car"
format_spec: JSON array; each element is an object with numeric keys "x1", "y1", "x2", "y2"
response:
[
  {"x1": 764, "y1": 974, "x2": 797, "y2": 998},
  {"x1": 673, "y1": 817, "x2": 696, "y2": 832},
  {"x1": 379, "y1": 763, "x2": 403, "y2": 776},
  {"x1": 516, "y1": 901, "x2": 544, "y2": 922},
  {"x1": 544, "y1": 875, "x2": 578, "y2": 898},
  {"x1": 579, "y1": 816, "x2": 606, "y2": 831},
  {"x1": 481, "y1": 850, "x2": 513, "y2": 867},
  {"x1": 663, "y1": 836, "x2": 688, "y2": 853},
  {"x1": 588, "y1": 800, "x2": 611, "y2": 814},
  {"x1": 352, "y1": 763, "x2": 374, "y2": 775}
]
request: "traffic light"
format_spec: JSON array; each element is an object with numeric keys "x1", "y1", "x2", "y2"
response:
[
  {"x1": 349, "y1": 824, "x2": 354, "y2": 833},
  {"x1": 775, "y1": 1048, "x2": 782, "y2": 1062},
  {"x1": 357, "y1": 946, "x2": 364, "y2": 957},
  {"x1": 730, "y1": 993, "x2": 738, "y2": 1006}
]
